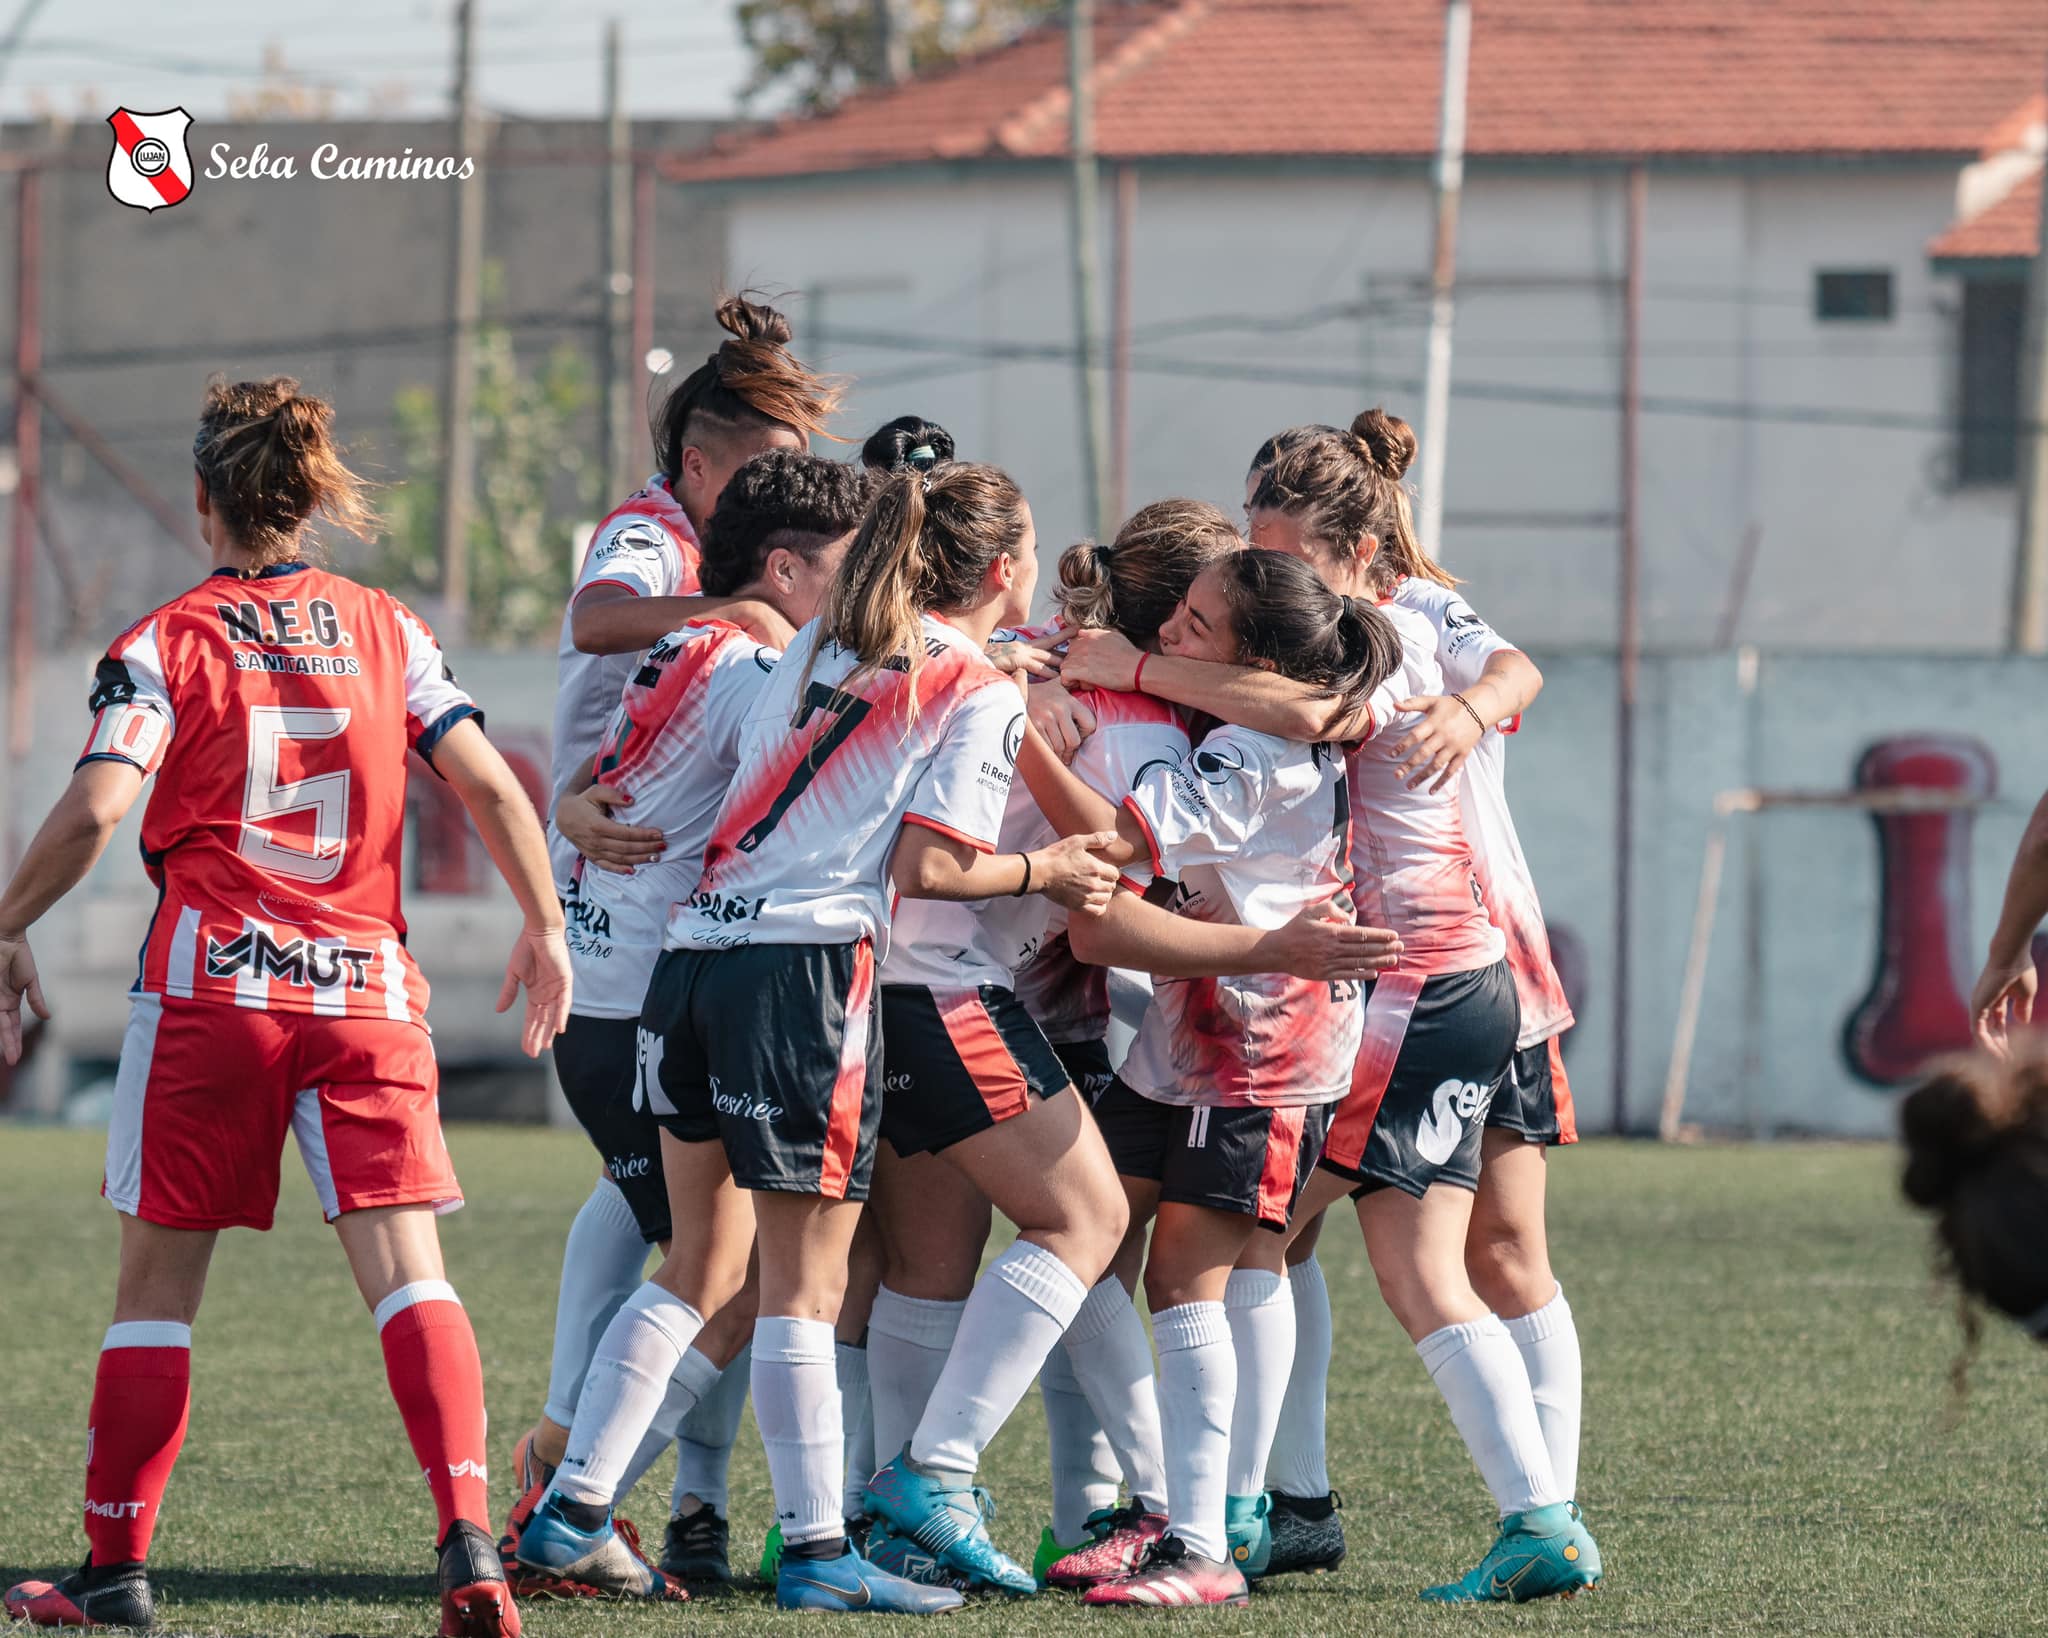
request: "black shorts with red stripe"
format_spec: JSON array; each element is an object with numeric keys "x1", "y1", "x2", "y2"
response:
[
  {"x1": 1320, "y1": 960, "x2": 1518, "y2": 1199},
  {"x1": 637, "y1": 941, "x2": 882, "y2": 1201},
  {"x1": 1486, "y1": 1036, "x2": 1579, "y2": 1145},
  {"x1": 878, "y1": 983, "x2": 1072, "y2": 1158},
  {"x1": 1093, "y1": 1077, "x2": 1332, "y2": 1233},
  {"x1": 554, "y1": 1012, "x2": 670, "y2": 1242}
]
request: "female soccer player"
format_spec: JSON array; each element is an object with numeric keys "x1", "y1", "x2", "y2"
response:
[
  {"x1": 1061, "y1": 413, "x2": 1600, "y2": 1602},
  {"x1": 520, "y1": 293, "x2": 841, "y2": 1580},
  {"x1": 1017, "y1": 549, "x2": 1395, "y2": 1607},
  {"x1": 0, "y1": 377, "x2": 570, "y2": 1638},
  {"x1": 523, "y1": 462, "x2": 1118, "y2": 1615}
]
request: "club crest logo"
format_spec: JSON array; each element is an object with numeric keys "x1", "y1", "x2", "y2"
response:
[{"x1": 106, "y1": 108, "x2": 194, "y2": 212}]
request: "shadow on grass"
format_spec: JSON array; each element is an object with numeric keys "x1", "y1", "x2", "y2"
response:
[{"x1": 0, "y1": 1566, "x2": 429, "y2": 1606}]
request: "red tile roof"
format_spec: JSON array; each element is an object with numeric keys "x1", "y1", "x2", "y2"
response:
[
  {"x1": 1929, "y1": 166, "x2": 2041, "y2": 262},
  {"x1": 672, "y1": 0, "x2": 2048, "y2": 182}
]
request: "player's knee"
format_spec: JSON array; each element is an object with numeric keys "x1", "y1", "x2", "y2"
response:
[{"x1": 1464, "y1": 1216, "x2": 1552, "y2": 1312}]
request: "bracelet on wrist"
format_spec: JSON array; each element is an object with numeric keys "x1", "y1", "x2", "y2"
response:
[
  {"x1": 1014, "y1": 853, "x2": 1034, "y2": 896},
  {"x1": 1450, "y1": 692, "x2": 1487, "y2": 733},
  {"x1": 1132, "y1": 652, "x2": 1149, "y2": 693}
]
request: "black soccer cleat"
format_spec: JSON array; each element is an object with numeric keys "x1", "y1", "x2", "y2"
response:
[
  {"x1": 659, "y1": 1504, "x2": 734, "y2": 1595},
  {"x1": 439, "y1": 1518, "x2": 523, "y2": 1637},
  {"x1": 5, "y1": 1558, "x2": 156, "y2": 1629},
  {"x1": 1263, "y1": 1489, "x2": 1347, "y2": 1576}
]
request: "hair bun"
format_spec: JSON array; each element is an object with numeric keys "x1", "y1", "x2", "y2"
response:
[
  {"x1": 1900, "y1": 1069, "x2": 2007, "y2": 1208},
  {"x1": 715, "y1": 292, "x2": 795, "y2": 347},
  {"x1": 1350, "y1": 407, "x2": 1418, "y2": 481}
]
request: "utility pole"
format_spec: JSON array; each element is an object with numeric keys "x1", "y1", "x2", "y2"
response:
[
  {"x1": 7, "y1": 166, "x2": 41, "y2": 871},
  {"x1": 1613, "y1": 162, "x2": 1647, "y2": 1134},
  {"x1": 602, "y1": 19, "x2": 633, "y2": 499},
  {"x1": 1067, "y1": 0, "x2": 1111, "y2": 541},
  {"x1": 2009, "y1": 54, "x2": 2048, "y2": 652},
  {"x1": 438, "y1": 0, "x2": 483, "y2": 645},
  {"x1": 1417, "y1": 0, "x2": 1471, "y2": 557}
]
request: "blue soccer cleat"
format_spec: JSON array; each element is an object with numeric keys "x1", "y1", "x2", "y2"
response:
[
  {"x1": 1419, "y1": 1502, "x2": 1602, "y2": 1603},
  {"x1": 775, "y1": 1542, "x2": 966, "y2": 1613},
  {"x1": 864, "y1": 1452, "x2": 1037, "y2": 1595},
  {"x1": 864, "y1": 1521, "x2": 974, "y2": 1592},
  {"x1": 512, "y1": 1491, "x2": 681, "y2": 1601}
]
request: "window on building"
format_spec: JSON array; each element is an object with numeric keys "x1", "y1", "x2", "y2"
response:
[
  {"x1": 1814, "y1": 269, "x2": 1894, "y2": 321},
  {"x1": 1958, "y1": 278, "x2": 2024, "y2": 485}
]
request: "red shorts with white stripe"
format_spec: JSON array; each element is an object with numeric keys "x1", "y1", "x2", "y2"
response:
[
  {"x1": 103, "y1": 994, "x2": 458, "y2": 1231},
  {"x1": 1093, "y1": 1078, "x2": 1332, "y2": 1233},
  {"x1": 876, "y1": 983, "x2": 1072, "y2": 1158},
  {"x1": 1487, "y1": 1037, "x2": 1578, "y2": 1145},
  {"x1": 637, "y1": 941, "x2": 882, "y2": 1201}
]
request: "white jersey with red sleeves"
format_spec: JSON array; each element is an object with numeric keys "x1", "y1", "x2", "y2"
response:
[
  {"x1": 1390, "y1": 577, "x2": 1572, "y2": 1045},
  {"x1": 670, "y1": 615, "x2": 1024, "y2": 958},
  {"x1": 548, "y1": 475, "x2": 701, "y2": 889},
  {"x1": 79, "y1": 562, "x2": 480, "y2": 1025},
  {"x1": 1345, "y1": 602, "x2": 1507, "y2": 978},
  {"x1": 1008, "y1": 687, "x2": 1191, "y2": 1043},
  {"x1": 566, "y1": 619, "x2": 780, "y2": 1020},
  {"x1": 1116, "y1": 723, "x2": 1362, "y2": 1109}
]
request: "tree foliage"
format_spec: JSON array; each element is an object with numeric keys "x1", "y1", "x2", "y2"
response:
[{"x1": 737, "y1": 0, "x2": 1061, "y2": 112}]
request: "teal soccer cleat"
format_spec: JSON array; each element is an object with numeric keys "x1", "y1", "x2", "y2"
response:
[
  {"x1": 864, "y1": 1452, "x2": 1037, "y2": 1595},
  {"x1": 1225, "y1": 1492, "x2": 1273, "y2": 1579},
  {"x1": 775, "y1": 1543, "x2": 966, "y2": 1613},
  {"x1": 1419, "y1": 1502, "x2": 1602, "y2": 1603}
]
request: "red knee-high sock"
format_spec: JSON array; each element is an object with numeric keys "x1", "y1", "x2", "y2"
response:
[
  {"x1": 375, "y1": 1281, "x2": 491, "y2": 1540},
  {"x1": 84, "y1": 1322, "x2": 193, "y2": 1566}
]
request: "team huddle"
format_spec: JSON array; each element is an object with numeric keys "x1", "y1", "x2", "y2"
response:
[{"x1": 0, "y1": 293, "x2": 1597, "y2": 1632}]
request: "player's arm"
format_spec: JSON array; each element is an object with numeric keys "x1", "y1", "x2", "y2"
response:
[
  {"x1": 1058, "y1": 628, "x2": 1374, "y2": 743},
  {"x1": 432, "y1": 719, "x2": 573, "y2": 1056},
  {"x1": 1067, "y1": 890, "x2": 1398, "y2": 982},
  {"x1": 570, "y1": 586, "x2": 795, "y2": 655},
  {"x1": 1972, "y1": 786, "x2": 2048, "y2": 1053},
  {"x1": 1390, "y1": 646, "x2": 1544, "y2": 794},
  {"x1": 0, "y1": 760, "x2": 146, "y2": 1063},
  {"x1": 1013, "y1": 724, "x2": 1146, "y2": 866},
  {"x1": 889, "y1": 826, "x2": 1120, "y2": 917}
]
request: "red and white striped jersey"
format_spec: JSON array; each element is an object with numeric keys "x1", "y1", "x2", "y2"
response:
[
  {"x1": 671, "y1": 615, "x2": 1024, "y2": 958},
  {"x1": 1116, "y1": 723, "x2": 1362, "y2": 1109},
  {"x1": 1391, "y1": 577, "x2": 1572, "y2": 1046},
  {"x1": 1006, "y1": 687, "x2": 1191, "y2": 1043},
  {"x1": 548, "y1": 475, "x2": 700, "y2": 889},
  {"x1": 566, "y1": 620, "x2": 780, "y2": 1020},
  {"x1": 79, "y1": 562, "x2": 479, "y2": 1025},
  {"x1": 1345, "y1": 602, "x2": 1507, "y2": 979}
]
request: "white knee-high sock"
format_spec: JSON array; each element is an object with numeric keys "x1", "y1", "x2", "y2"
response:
[
  {"x1": 551, "y1": 1282, "x2": 705, "y2": 1506},
  {"x1": 1223, "y1": 1269, "x2": 1295, "y2": 1497},
  {"x1": 1151, "y1": 1302, "x2": 1234, "y2": 1563},
  {"x1": 837, "y1": 1342, "x2": 874, "y2": 1521},
  {"x1": 1267, "y1": 1255, "x2": 1332, "y2": 1498},
  {"x1": 1416, "y1": 1314, "x2": 1564, "y2": 1518},
  {"x1": 866, "y1": 1286, "x2": 965, "y2": 1466},
  {"x1": 1039, "y1": 1343, "x2": 1120, "y2": 1541},
  {"x1": 543, "y1": 1180, "x2": 649, "y2": 1427},
  {"x1": 1502, "y1": 1285, "x2": 1582, "y2": 1500},
  {"x1": 752, "y1": 1317, "x2": 844, "y2": 1548},
  {"x1": 910, "y1": 1241, "x2": 1089, "y2": 1476},
  {"x1": 672, "y1": 1345, "x2": 751, "y2": 1516},
  {"x1": 1061, "y1": 1277, "x2": 1167, "y2": 1514},
  {"x1": 613, "y1": 1346, "x2": 721, "y2": 1503}
]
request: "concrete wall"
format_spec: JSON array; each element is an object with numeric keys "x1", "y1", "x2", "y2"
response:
[
  {"x1": 6, "y1": 640, "x2": 2042, "y2": 1136},
  {"x1": 722, "y1": 158, "x2": 2014, "y2": 651}
]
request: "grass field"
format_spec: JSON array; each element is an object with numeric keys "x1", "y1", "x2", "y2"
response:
[{"x1": 3, "y1": 1126, "x2": 2044, "y2": 1637}]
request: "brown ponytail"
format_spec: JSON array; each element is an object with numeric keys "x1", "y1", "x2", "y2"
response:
[
  {"x1": 193, "y1": 375, "x2": 375, "y2": 565},
  {"x1": 811, "y1": 460, "x2": 1028, "y2": 708},
  {"x1": 653, "y1": 292, "x2": 845, "y2": 479},
  {"x1": 1207, "y1": 549, "x2": 1401, "y2": 729},
  {"x1": 1057, "y1": 498, "x2": 1241, "y2": 647}
]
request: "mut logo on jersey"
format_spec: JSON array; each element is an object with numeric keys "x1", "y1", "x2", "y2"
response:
[
  {"x1": 84, "y1": 1498, "x2": 148, "y2": 1520},
  {"x1": 1415, "y1": 1078, "x2": 1493, "y2": 1166},
  {"x1": 205, "y1": 929, "x2": 375, "y2": 990},
  {"x1": 216, "y1": 597, "x2": 353, "y2": 649}
]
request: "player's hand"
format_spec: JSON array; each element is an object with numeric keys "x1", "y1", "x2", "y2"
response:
[
  {"x1": 556, "y1": 785, "x2": 665, "y2": 874},
  {"x1": 1029, "y1": 679, "x2": 1098, "y2": 765},
  {"x1": 1255, "y1": 900, "x2": 1403, "y2": 982},
  {"x1": 1029, "y1": 833, "x2": 1120, "y2": 918},
  {"x1": 498, "y1": 926, "x2": 573, "y2": 1058},
  {"x1": 721, "y1": 597, "x2": 798, "y2": 650},
  {"x1": 1970, "y1": 951, "x2": 2038, "y2": 1056},
  {"x1": 1389, "y1": 695, "x2": 1486, "y2": 793},
  {"x1": 0, "y1": 933, "x2": 50, "y2": 1066},
  {"x1": 1057, "y1": 628, "x2": 1143, "y2": 694},
  {"x1": 986, "y1": 632, "x2": 1059, "y2": 679}
]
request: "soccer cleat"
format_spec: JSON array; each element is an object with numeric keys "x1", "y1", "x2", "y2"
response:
[
  {"x1": 1418, "y1": 1502, "x2": 1602, "y2": 1604},
  {"x1": 511, "y1": 1491, "x2": 685, "y2": 1601},
  {"x1": 508, "y1": 1430, "x2": 554, "y2": 1497},
  {"x1": 865, "y1": 1521, "x2": 974, "y2": 1592},
  {"x1": 439, "y1": 1519, "x2": 524, "y2": 1638},
  {"x1": 1081, "y1": 1533, "x2": 1249, "y2": 1607},
  {"x1": 759, "y1": 1521, "x2": 785, "y2": 1584},
  {"x1": 498, "y1": 1475, "x2": 603, "y2": 1600},
  {"x1": 1225, "y1": 1492, "x2": 1272, "y2": 1579},
  {"x1": 1045, "y1": 1503, "x2": 1170, "y2": 1589},
  {"x1": 1264, "y1": 1489, "x2": 1346, "y2": 1576},
  {"x1": 775, "y1": 1543, "x2": 967, "y2": 1614},
  {"x1": 660, "y1": 1504, "x2": 733, "y2": 1595},
  {"x1": 5, "y1": 1559, "x2": 155, "y2": 1630},
  {"x1": 864, "y1": 1453, "x2": 1036, "y2": 1596},
  {"x1": 1032, "y1": 1525, "x2": 1086, "y2": 1587}
]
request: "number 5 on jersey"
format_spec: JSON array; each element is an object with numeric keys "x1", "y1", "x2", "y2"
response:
[{"x1": 239, "y1": 705, "x2": 352, "y2": 885}]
